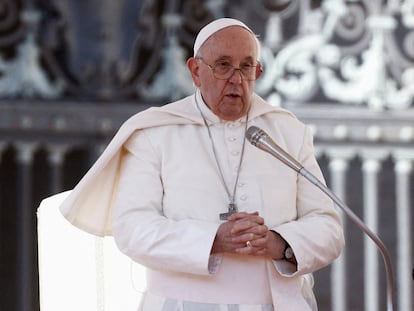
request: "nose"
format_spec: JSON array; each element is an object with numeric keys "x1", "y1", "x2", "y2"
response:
[{"x1": 228, "y1": 68, "x2": 243, "y2": 84}]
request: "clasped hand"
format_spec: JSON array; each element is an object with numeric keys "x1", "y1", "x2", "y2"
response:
[{"x1": 211, "y1": 212, "x2": 285, "y2": 259}]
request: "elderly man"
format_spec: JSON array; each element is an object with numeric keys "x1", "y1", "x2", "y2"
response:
[{"x1": 60, "y1": 18, "x2": 344, "y2": 310}]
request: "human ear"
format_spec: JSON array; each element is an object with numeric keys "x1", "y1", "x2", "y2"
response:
[
  {"x1": 255, "y1": 62, "x2": 263, "y2": 80},
  {"x1": 186, "y1": 57, "x2": 201, "y2": 87}
]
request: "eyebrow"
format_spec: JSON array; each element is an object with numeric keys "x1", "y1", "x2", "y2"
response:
[{"x1": 213, "y1": 56, "x2": 255, "y2": 63}]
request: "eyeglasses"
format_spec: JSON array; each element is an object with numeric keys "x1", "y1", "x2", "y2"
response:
[{"x1": 196, "y1": 58, "x2": 261, "y2": 81}]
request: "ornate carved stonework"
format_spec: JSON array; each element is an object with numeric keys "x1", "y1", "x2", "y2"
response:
[{"x1": 0, "y1": 0, "x2": 412, "y2": 107}]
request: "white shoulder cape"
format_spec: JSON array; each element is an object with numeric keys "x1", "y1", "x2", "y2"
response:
[{"x1": 58, "y1": 94, "x2": 293, "y2": 236}]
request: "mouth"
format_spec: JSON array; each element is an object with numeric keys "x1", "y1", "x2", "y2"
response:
[{"x1": 225, "y1": 92, "x2": 241, "y2": 99}]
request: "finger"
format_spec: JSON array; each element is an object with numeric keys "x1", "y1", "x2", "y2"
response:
[
  {"x1": 244, "y1": 241, "x2": 268, "y2": 256},
  {"x1": 246, "y1": 235, "x2": 268, "y2": 248},
  {"x1": 231, "y1": 230, "x2": 270, "y2": 245},
  {"x1": 235, "y1": 242, "x2": 254, "y2": 254},
  {"x1": 238, "y1": 214, "x2": 265, "y2": 226},
  {"x1": 231, "y1": 221, "x2": 268, "y2": 236},
  {"x1": 231, "y1": 232, "x2": 255, "y2": 243},
  {"x1": 249, "y1": 224, "x2": 269, "y2": 236},
  {"x1": 227, "y1": 211, "x2": 259, "y2": 221},
  {"x1": 231, "y1": 219, "x2": 254, "y2": 234},
  {"x1": 235, "y1": 241, "x2": 267, "y2": 255}
]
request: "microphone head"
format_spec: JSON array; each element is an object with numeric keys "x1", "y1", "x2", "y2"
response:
[{"x1": 246, "y1": 126, "x2": 266, "y2": 146}]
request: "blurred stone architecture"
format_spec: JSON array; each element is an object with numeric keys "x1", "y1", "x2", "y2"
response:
[{"x1": 0, "y1": 0, "x2": 413, "y2": 310}]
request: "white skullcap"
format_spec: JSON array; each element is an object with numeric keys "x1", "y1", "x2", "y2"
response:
[{"x1": 193, "y1": 18, "x2": 261, "y2": 59}]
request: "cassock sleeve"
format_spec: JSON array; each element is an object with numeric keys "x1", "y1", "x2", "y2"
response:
[
  {"x1": 112, "y1": 129, "x2": 220, "y2": 276},
  {"x1": 272, "y1": 125, "x2": 345, "y2": 277}
]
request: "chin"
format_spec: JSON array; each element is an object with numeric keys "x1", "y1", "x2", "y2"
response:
[
  {"x1": 216, "y1": 101, "x2": 248, "y2": 120},
  {"x1": 219, "y1": 110, "x2": 245, "y2": 121}
]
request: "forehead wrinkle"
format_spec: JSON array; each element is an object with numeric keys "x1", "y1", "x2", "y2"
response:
[{"x1": 200, "y1": 27, "x2": 258, "y2": 61}]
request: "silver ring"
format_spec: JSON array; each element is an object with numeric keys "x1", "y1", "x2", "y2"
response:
[{"x1": 246, "y1": 241, "x2": 252, "y2": 248}]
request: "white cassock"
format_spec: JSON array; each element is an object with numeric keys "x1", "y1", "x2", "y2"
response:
[{"x1": 55, "y1": 90, "x2": 344, "y2": 311}]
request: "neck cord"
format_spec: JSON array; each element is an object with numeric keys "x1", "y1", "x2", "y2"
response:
[{"x1": 194, "y1": 93, "x2": 249, "y2": 211}]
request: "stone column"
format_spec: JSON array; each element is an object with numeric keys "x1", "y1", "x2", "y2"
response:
[
  {"x1": 46, "y1": 145, "x2": 69, "y2": 194},
  {"x1": 15, "y1": 142, "x2": 38, "y2": 311},
  {"x1": 327, "y1": 148, "x2": 355, "y2": 311},
  {"x1": 393, "y1": 150, "x2": 413, "y2": 311},
  {"x1": 361, "y1": 150, "x2": 388, "y2": 311}
]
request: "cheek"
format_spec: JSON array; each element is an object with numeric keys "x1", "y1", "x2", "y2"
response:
[
  {"x1": 200, "y1": 80, "x2": 223, "y2": 100},
  {"x1": 243, "y1": 84, "x2": 255, "y2": 98},
  {"x1": 201, "y1": 88, "x2": 220, "y2": 109}
]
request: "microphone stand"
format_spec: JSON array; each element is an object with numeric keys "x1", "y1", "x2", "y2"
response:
[
  {"x1": 246, "y1": 127, "x2": 394, "y2": 311},
  {"x1": 299, "y1": 168, "x2": 394, "y2": 311}
]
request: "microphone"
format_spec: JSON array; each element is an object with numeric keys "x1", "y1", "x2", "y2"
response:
[{"x1": 246, "y1": 125, "x2": 394, "y2": 311}]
